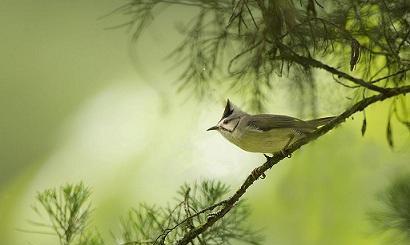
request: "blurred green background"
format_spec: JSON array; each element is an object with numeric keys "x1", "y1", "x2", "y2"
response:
[{"x1": 0, "y1": 1, "x2": 409, "y2": 244}]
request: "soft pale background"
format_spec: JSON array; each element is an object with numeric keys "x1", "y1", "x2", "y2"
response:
[{"x1": 1, "y1": 1, "x2": 409, "y2": 244}]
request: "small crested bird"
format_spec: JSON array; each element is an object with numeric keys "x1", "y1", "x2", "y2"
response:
[{"x1": 207, "y1": 100, "x2": 335, "y2": 154}]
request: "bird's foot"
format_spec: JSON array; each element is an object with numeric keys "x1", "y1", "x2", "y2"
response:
[
  {"x1": 263, "y1": 154, "x2": 272, "y2": 161},
  {"x1": 207, "y1": 212, "x2": 218, "y2": 221},
  {"x1": 251, "y1": 166, "x2": 266, "y2": 180},
  {"x1": 280, "y1": 149, "x2": 292, "y2": 158}
]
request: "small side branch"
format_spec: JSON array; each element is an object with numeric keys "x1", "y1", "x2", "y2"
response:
[{"x1": 369, "y1": 68, "x2": 410, "y2": 84}]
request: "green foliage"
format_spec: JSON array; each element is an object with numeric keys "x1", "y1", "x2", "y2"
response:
[
  {"x1": 32, "y1": 183, "x2": 103, "y2": 245},
  {"x1": 369, "y1": 174, "x2": 410, "y2": 244},
  {"x1": 77, "y1": 231, "x2": 105, "y2": 245},
  {"x1": 31, "y1": 181, "x2": 261, "y2": 245},
  {"x1": 119, "y1": 180, "x2": 262, "y2": 244},
  {"x1": 113, "y1": 0, "x2": 409, "y2": 112}
]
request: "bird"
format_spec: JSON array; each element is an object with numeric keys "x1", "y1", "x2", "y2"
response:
[{"x1": 207, "y1": 99, "x2": 335, "y2": 155}]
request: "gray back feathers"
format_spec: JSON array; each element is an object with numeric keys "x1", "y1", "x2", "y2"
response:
[
  {"x1": 244, "y1": 114, "x2": 335, "y2": 133},
  {"x1": 220, "y1": 99, "x2": 335, "y2": 133}
]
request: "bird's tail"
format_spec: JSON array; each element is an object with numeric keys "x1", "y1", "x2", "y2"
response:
[{"x1": 306, "y1": 116, "x2": 336, "y2": 128}]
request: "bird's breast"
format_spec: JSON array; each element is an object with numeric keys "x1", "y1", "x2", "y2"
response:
[{"x1": 220, "y1": 128, "x2": 303, "y2": 153}]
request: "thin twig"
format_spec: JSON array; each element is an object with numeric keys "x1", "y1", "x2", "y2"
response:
[
  {"x1": 245, "y1": 1, "x2": 258, "y2": 30},
  {"x1": 369, "y1": 68, "x2": 410, "y2": 84}
]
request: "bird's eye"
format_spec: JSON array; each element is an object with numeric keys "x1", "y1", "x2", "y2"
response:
[{"x1": 223, "y1": 119, "x2": 229, "y2": 124}]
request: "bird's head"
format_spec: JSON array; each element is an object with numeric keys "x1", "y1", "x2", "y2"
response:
[{"x1": 207, "y1": 99, "x2": 246, "y2": 133}]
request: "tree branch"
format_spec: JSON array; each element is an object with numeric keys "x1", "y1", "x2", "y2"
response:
[
  {"x1": 277, "y1": 43, "x2": 390, "y2": 93},
  {"x1": 176, "y1": 85, "x2": 410, "y2": 245}
]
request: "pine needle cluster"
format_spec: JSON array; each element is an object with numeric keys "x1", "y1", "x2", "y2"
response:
[
  {"x1": 111, "y1": 0, "x2": 409, "y2": 113},
  {"x1": 30, "y1": 181, "x2": 262, "y2": 245}
]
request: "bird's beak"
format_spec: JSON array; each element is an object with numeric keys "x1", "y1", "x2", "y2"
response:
[{"x1": 207, "y1": 126, "x2": 219, "y2": 131}]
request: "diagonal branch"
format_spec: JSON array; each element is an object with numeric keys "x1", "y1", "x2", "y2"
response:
[
  {"x1": 176, "y1": 85, "x2": 410, "y2": 245},
  {"x1": 277, "y1": 43, "x2": 389, "y2": 93}
]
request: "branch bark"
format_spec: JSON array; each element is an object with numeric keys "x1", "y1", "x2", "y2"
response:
[{"x1": 176, "y1": 85, "x2": 410, "y2": 245}]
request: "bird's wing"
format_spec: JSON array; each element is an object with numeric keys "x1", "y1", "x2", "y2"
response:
[{"x1": 245, "y1": 114, "x2": 315, "y2": 132}]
